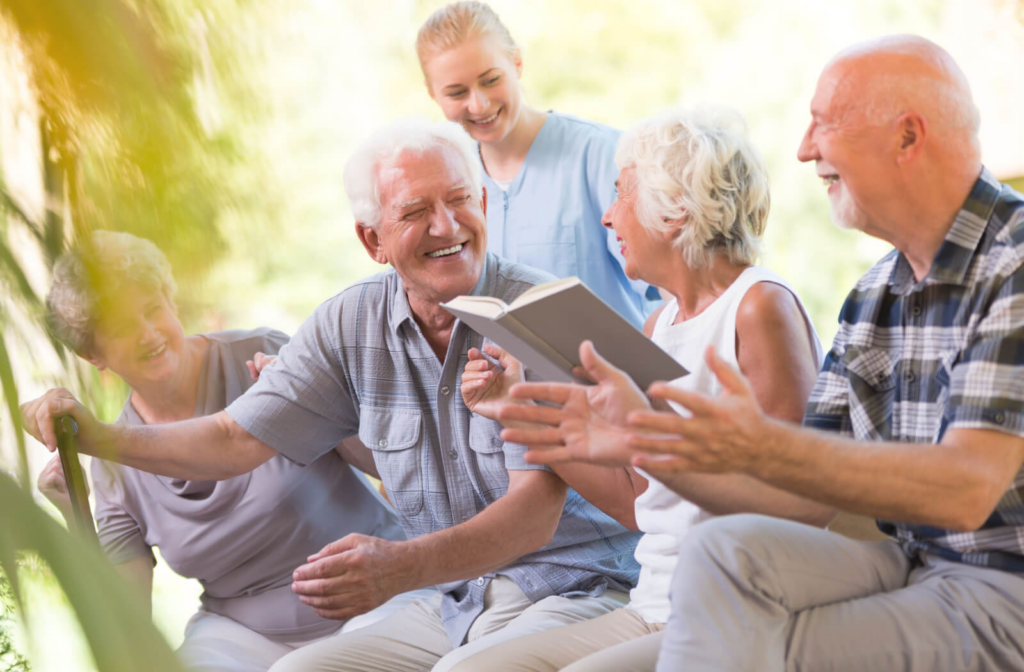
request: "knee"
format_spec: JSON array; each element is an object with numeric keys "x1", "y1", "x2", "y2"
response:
[{"x1": 674, "y1": 514, "x2": 778, "y2": 584}]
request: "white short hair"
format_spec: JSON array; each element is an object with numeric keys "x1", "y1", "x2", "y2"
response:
[
  {"x1": 615, "y1": 107, "x2": 769, "y2": 269},
  {"x1": 344, "y1": 118, "x2": 481, "y2": 229}
]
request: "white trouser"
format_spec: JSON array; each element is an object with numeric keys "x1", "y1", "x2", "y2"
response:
[{"x1": 176, "y1": 588, "x2": 436, "y2": 672}]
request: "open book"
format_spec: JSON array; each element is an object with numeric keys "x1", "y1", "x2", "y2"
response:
[{"x1": 442, "y1": 277, "x2": 688, "y2": 389}]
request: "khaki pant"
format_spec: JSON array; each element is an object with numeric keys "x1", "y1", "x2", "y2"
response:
[
  {"x1": 267, "y1": 577, "x2": 629, "y2": 672},
  {"x1": 657, "y1": 514, "x2": 1024, "y2": 672},
  {"x1": 447, "y1": 606, "x2": 664, "y2": 672}
]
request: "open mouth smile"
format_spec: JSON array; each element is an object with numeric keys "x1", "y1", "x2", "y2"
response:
[
  {"x1": 426, "y1": 243, "x2": 465, "y2": 259},
  {"x1": 141, "y1": 343, "x2": 167, "y2": 360},
  {"x1": 467, "y1": 109, "x2": 500, "y2": 127}
]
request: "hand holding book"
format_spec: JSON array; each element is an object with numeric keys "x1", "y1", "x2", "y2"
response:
[{"x1": 461, "y1": 343, "x2": 527, "y2": 422}]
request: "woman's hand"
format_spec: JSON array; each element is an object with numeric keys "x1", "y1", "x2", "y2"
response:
[
  {"x1": 246, "y1": 352, "x2": 278, "y2": 382},
  {"x1": 37, "y1": 455, "x2": 88, "y2": 520},
  {"x1": 461, "y1": 343, "x2": 525, "y2": 421},
  {"x1": 19, "y1": 387, "x2": 103, "y2": 453}
]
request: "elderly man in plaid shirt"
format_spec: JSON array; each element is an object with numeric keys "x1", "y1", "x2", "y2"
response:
[
  {"x1": 497, "y1": 34, "x2": 1024, "y2": 672},
  {"x1": 616, "y1": 35, "x2": 1024, "y2": 672}
]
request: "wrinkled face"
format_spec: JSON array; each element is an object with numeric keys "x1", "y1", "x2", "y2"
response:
[
  {"x1": 363, "y1": 146, "x2": 487, "y2": 305},
  {"x1": 602, "y1": 166, "x2": 663, "y2": 281},
  {"x1": 88, "y1": 284, "x2": 186, "y2": 388},
  {"x1": 423, "y1": 37, "x2": 524, "y2": 146},
  {"x1": 796, "y1": 62, "x2": 896, "y2": 233}
]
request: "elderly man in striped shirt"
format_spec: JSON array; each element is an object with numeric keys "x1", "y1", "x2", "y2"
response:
[{"x1": 614, "y1": 35, "x2": 1024, "y2": 672}]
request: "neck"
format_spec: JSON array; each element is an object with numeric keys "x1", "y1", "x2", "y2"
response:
[
  {"x1": 129, "y1": 336, "x2": 206, "y2": 424},
  {"x1": 874, "y1": 161, "x2": 980, "y2": 281},
  {"x1": 479, "y1": 106, "x2": 547, "y2": 179},
  {"x1": 651, "y1": 251, "x2": 749, "y2": 322},
  {"x1": 408, "y1": 292, "x2": 458, "y2": 361}
]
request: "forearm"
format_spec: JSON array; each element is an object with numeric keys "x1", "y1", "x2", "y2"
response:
[
  {"x1": 114, "y1": 557, "x2": 154, "y2": 616},
  {"x1": 753, "y1": 421, "x2": 1010, "y2": 530},
  {"x1": 550, "y1": 463, "x2": 645, "y2": 530},
  {"x1": 652, "y1": 470, "x2": 834, "y2": 527},
  {"x1": 398, "y1": 471, "x2": 568, "y2": 589},
  {"x1": 93, "y1": 412, "x2": 273, "y2": 481}
]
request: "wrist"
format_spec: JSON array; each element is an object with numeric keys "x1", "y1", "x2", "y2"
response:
[
  {"x1": 745, "y1": 416, "x2": 792, "y2": 480},
  {"x1": 395, "y1": 538, "x2": 430, "y2": 591}
]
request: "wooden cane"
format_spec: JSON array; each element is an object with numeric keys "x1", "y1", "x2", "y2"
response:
[{"x1": 55, "y1": 415, "x2": 99, "y2": 545}]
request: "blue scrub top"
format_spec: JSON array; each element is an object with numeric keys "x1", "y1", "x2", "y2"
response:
[{"x1": 478, "y1": 111, "x2": 660, "y2": 329}]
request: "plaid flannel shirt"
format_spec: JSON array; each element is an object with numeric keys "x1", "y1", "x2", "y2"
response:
[{"x1": 804, "y1": 168, "x2": 1024, "y2": 571}]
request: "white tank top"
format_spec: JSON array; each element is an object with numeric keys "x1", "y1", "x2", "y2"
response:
[{"x1": 627, "y1": 266, "x2": 824, "y2": 623}]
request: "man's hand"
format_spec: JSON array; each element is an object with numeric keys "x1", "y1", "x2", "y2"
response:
[
  {"x1": 37, "y1": 454, "x2": 88, "y2": 519},
  {"x1": 499, "y1": 341, "x2": 652, "y2": 467},
  {"x1": 246, "y1": 352, "x2": 278, "y2": 382},
  {"x1": 627, "y1": 346, "x2": 770, "y2": 474},
  {"x1": 291, "y1": 534, "x2": 416, "y2": 621},
  {"x1": 20, "y1": 388, "x2": 103, "y2": 453},
  {"x1": 461, "y1": 343, "x2": 525, "y2": 421}
]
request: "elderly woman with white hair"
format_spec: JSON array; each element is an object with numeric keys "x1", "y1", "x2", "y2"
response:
[
  {"x1": 454, "y1": 107, "x2": 836, "y2": 672},
  {"x1": 36, "y1": 230, "x2": 424, "y2": 672}
]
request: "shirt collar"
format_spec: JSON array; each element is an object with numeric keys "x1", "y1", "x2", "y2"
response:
[
  {"x1": 387, "y1": 254, "x2": 496, "y2": 336},
  {"x1": 891, "y1": 166, "x2": 1001, "y2": 293}
]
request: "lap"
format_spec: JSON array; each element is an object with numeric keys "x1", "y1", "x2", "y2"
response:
[{"x1": 177, "y1": 610, "x2": 302, "y2": 672}]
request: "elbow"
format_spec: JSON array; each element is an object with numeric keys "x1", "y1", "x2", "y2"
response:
[
  {"x1": 805, "y1": 505, "x2": 839, "y2": 529},
  {"x1": 939, "y1": 480, "x2": 1003, "y2": 532}
]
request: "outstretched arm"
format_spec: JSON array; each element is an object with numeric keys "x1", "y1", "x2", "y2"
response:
[{"x1": 21, "y1": 388, "x2": 276, "y2": 481}]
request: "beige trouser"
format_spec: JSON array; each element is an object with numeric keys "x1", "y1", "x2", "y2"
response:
[
  {"x1": 447, "y1": 606, "x2": 664, "y2": 672},
  {"x1": 267, "y1": 577, "x2": 629, "y2": 672}
]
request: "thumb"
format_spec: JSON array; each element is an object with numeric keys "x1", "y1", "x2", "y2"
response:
[
  {"x1": 486, "y1": 343, "x2": 519, "y2": 371},
  {"x1": 704, "y1": 346, "x2": 751, "y2": 396},
  {"x1": 579, "y1": 340, "x2": 623, "y2": 384},
  {"x1": 309, "y1": 533, "x2": 364, "y2": 561}
]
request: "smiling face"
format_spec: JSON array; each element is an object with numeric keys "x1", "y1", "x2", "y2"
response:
[
  {"x1": 423, "y1": 36, "x2": 524, "y2": 146},
  {"x1": 602, "y1": 166, "x2": 665, "y2": 282},
  {"x1": 87, "y1": 284, "x2": 187, "y2": 389},
  {"x1": 796, "y1": 61, "x2": 898, "y2": 233},
  {"x1": 358, "y1": 145, "x2": 488, "y2": 306}
]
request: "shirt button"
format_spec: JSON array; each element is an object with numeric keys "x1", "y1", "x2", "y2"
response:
[
  {"x1": 476, "y1": 578, "x2": 485, "y2": 586},
  {"x1": 904, "y1": 371, "x2": 916, "y2": 383},
  {"x1": 462, "y1": 514, "x2": 471, "y2": 522},
  {"x1": 440, "y1": 385, "x2": 451, "y2": 396},
  {"x1": 994, "y1": 412, "x2": 1006, "y2": 424},
  {"x1": 378, "y1": 438, "x2": 388, "y2": 449},
  {"x1": 911, "y1": 305, "x2": 922, "y2": 317},
  {"x1": 449, "y1": 450, "x2": 459, "y2": 459}
]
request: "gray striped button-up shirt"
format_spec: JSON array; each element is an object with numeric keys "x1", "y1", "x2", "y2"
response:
[{"x1": 226, "y1": 253, "x2": 640, "y2": 644}]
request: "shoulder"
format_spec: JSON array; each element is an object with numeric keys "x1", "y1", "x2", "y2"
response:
[
  {"x1": 977, "y1": 184, "x2": 1024, "y2": 278},
  {"x1": 202, "y1": 327, "x2": 291, "y2": 356},
  {"x1": 306, "y1": 270, "x2": 396, "y2": 326},
  {"x1": 736, "y1": 280, "x2": 807, "y2": 340},
  {"x1": 491, "y1": 254, "x2": 558, "y2": 302},
  {"x1": 544, "y1": 112, "x2": 620, "y2": 157}
]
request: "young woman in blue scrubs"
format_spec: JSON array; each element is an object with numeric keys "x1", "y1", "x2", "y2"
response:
[{"x1": 415, "y1": 1, "x2": 659, "y2": 328}]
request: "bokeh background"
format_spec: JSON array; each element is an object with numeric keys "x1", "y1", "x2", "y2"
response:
[{"x1": 1, "y1": 0, "x2": 1022, "y2": 669}]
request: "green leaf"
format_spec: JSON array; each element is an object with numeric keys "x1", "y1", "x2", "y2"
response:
[{"x1": 0, "y1": 333, "x2": 28, "y2": 491}]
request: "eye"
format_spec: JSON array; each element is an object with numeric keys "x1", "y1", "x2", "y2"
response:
[
  {"x1": 446, "y1": 89, "x2": 468, "y2": 99},
  {"x1": 449, "y1": 195, "x2": 472, "y2": 206},
  {"x1": 483, "y1": 76, "x2": 500, "y2": 86},
  {"x1": 402, "y1": 208, "x2": 427, "y2": 221}
]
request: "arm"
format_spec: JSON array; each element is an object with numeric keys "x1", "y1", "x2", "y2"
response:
[
  {"x1": 290, "y1": 469, "x2": 568, "y2": 619},
  {"x1": 21, "y1": 390, "x2": 275, "y2": 481},
  {"x1": 333, "y1": 436, "x2": 380, "y2": 479},
  {"x1": 114, "y1": 557, "x2": 154, "y2": 615},
  {"x1": 633, "y1": 283, "x2": 835, "y2": 527}
]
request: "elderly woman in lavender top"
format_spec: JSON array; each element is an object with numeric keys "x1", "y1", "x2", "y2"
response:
[{"x1": 36, "y1": 230, "x2": 426, "y2": 672}]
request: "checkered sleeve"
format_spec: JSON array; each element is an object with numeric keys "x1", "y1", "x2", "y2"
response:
[
  {"x1": 803, "y1": 342, "x2": 855, "y2": 436},
  {"x1": 945, "y1": 262, "x2": 1024, "y2": 438}
]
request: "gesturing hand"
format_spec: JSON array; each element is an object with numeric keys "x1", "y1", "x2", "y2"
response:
[
  {"x1": 291, "y1": 534, "x2": 414, "y2": 621},
  {"x1": 246, "y1": 352, "x2": 278, "y2": 382},
  {"x1": 499, "y1": 341, "x2": 652, "y2": 467},
  {"x1": 37, "y1": 454, "x2": 88, "y2": 520},
  {"x1": 627, "y1": 346, "x2": 770, "y2": 475},
  {"x1": 461, "y1": 343, "x2": 525, "y2": 422}
]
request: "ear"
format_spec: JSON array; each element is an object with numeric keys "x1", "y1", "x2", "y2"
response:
[
  {"x1": 83, "y1": 352, "x2": 106, "y2": 371},
  {"x1": 355, "y1": 222, "x2": 389, "y2": 265},
  {"x1": 895, "y1": 111, "x2": 927, "y2": 164},
  {"x1": 480, "y1": 186, "x2": 488, "y2": 218},
  {"x1": 660, "y1": 212, "x2": 687, "y2": 241},
  {"x1": 513, "y1": 48, "x2": 523, "y2": 79}
]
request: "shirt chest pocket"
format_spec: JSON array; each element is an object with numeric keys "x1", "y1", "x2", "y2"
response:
[
  {"x1": 843, "y1": 347, "x2": 898, "y2": 439},
  {"x1": 515, "y1": 224, "x2": 579, "y2": 279},
  {"x1": 467, "y1": 415, "x2": 509, "y2": 500},
  {"x1": 358, "y1": 406, "x2": 424, "y2": 517}
]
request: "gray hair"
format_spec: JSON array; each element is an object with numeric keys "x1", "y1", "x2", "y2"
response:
[
  {"x1": 616, "y1": 107, "x2": 769, "y2": 269},
  {"x1": 344, "y1": 118, "x2": 481, "y2": 229},
  {"x1": 47, "y1": 230, "x2": 177, "y2": 355}
]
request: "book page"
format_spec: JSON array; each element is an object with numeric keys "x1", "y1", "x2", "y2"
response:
[{"x1": 508, "y1": 276, "x2": 580, "y2": 309}]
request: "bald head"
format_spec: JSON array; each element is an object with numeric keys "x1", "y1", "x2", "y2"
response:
[{"x1": 824, "y1": 35, "x2": 980, "y2": 155}]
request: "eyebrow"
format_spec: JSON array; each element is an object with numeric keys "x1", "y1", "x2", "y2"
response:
[
  {"x1": 441, "y1": 69, "x2": 500, "y2": 93},
  {"x1": 395, "y1": 197, "x2": 426, "y2": 212}
]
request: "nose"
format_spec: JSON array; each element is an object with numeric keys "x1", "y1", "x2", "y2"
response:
[
  {"x1": 429, "y1": 203, "x2": 460, "y2": 239},
  {"x1": 601, "y1": 200, "x2": 616, "y2": 229},
  {"x1": 796, "y1": 121, "x2": 818, "y2": 163},
  {"x1": 468, "y1": 89, "x2": 488, "y2": 116}
]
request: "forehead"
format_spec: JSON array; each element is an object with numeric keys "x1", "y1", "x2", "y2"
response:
[
  {"x1": 378, "y1": 146, "x2": 472, "y2": 205},
  {"x1": 424, "y1": 36, "x2": 509, "y2": 85},
  {"x1": 810, "y1": 60, "x2": 854, "y2": 118}
]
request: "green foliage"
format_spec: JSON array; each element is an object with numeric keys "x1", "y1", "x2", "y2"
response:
[
  {"x1": 0, "y1": 574, "x2": 30, "y2": 672},
  {"x1": 0, "y1": 472, "x2": 184, "y2": 672}
]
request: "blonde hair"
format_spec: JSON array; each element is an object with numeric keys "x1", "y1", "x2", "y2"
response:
[
  {"x1": 415, "y1": 1, "x2": 519, "y2": 77},
  {"x1": 616, "y1": 107, "x2": 770, "y2": 269},
  {"x1": 47, "y1": 230, "x2": 177, "y2": 355}
]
